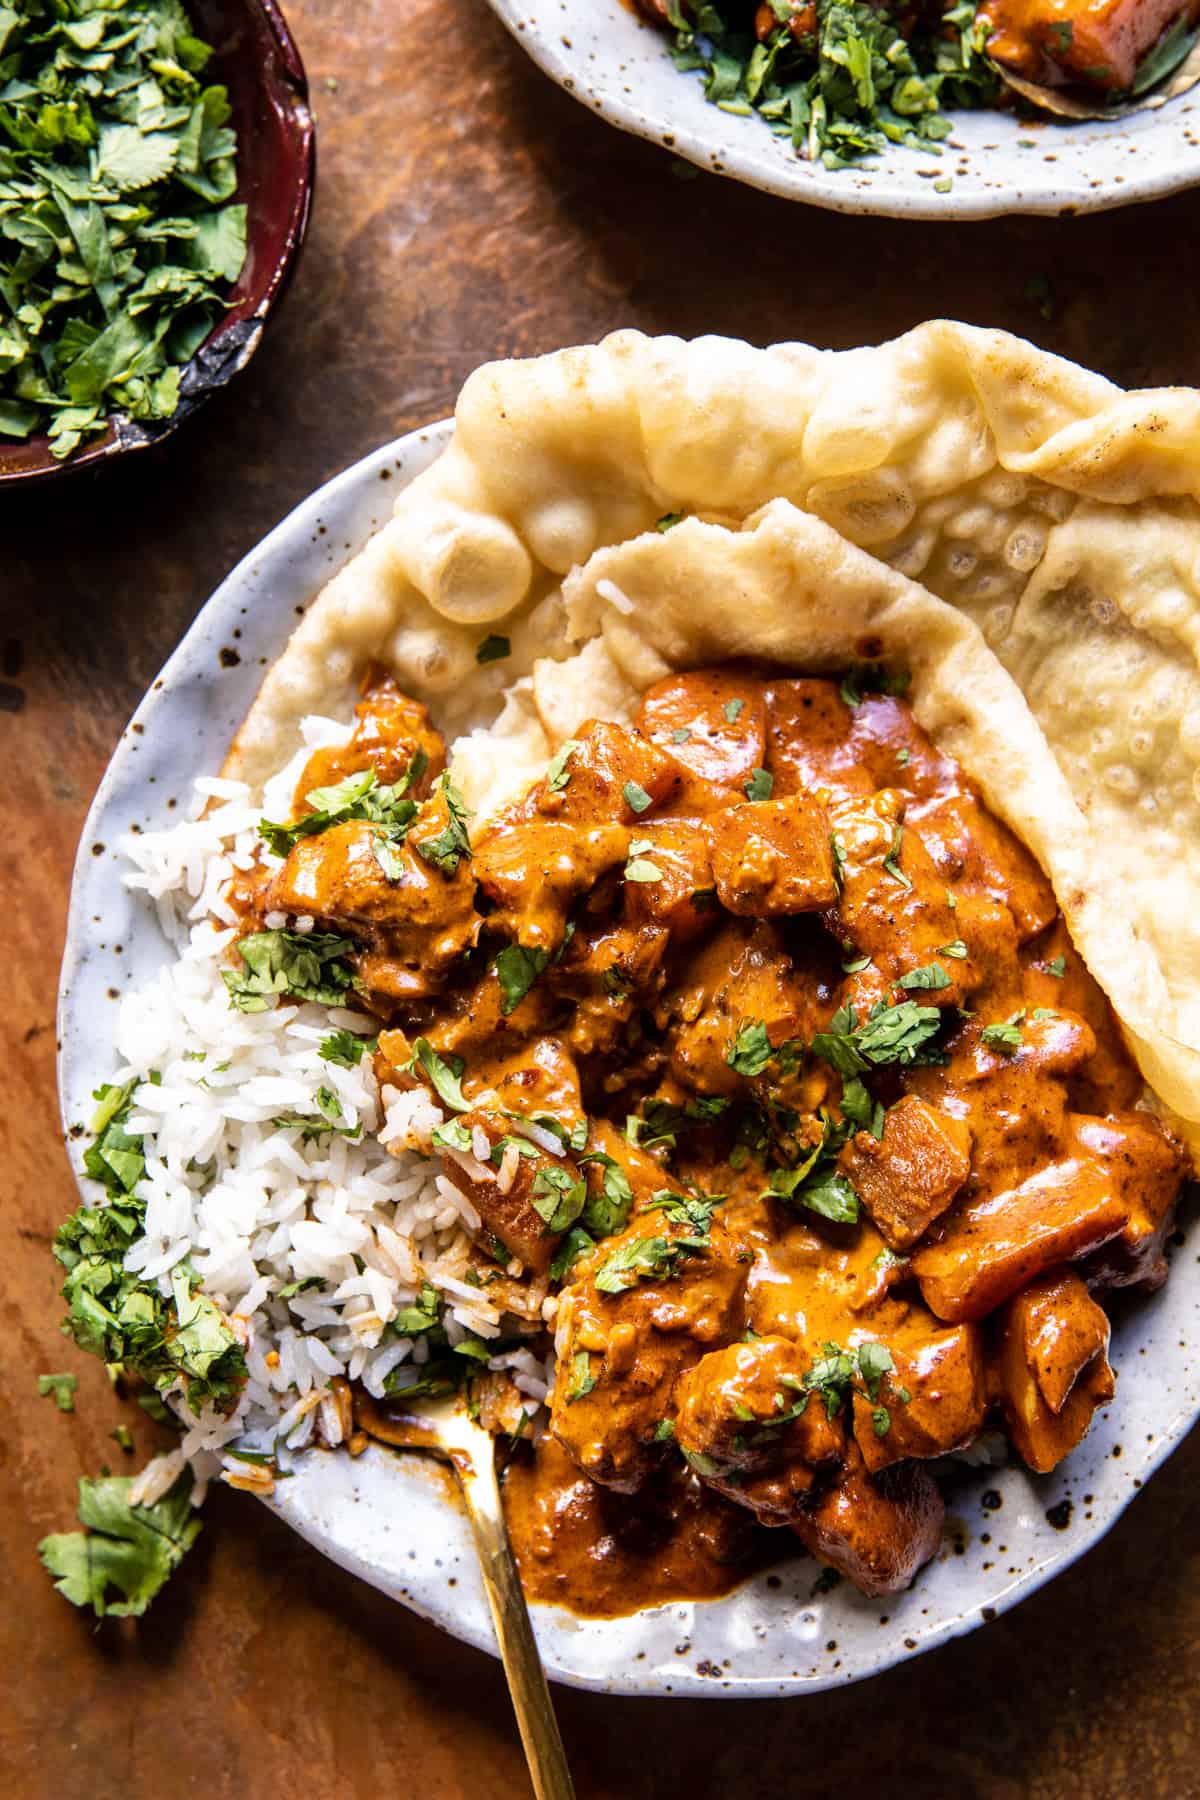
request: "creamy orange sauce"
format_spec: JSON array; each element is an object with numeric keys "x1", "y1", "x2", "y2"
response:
[{"x1": 256, "y1": 664, "x2": 1191, "y2": 1613}]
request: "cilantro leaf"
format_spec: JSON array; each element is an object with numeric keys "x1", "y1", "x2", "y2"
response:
[
  {"x1": 727, "y1": 1020, "x2": 774, "y2": 1077},
  {"x1": 260, "y1": 767, "x2": 422, "y2": 859},
  {"x1": 390, "y1": 1282, "x2": 443, "y2": 1338},
  {"x1": 40, "y1": 1471, "x2": 201, "y2": 1619},
  {"x1": 810, "y1": 999, "x2": 944, "y2": 1075},
  {"x1": 565, "y1": 1349, "x2": 596, "y2": 1402},
  {"x1": 38, "y1": 1373, "x2": 78, "y2": 1413},
  {"x1": 897, "y1": 961, "x2": 952, "y2": 992},
  {"x1": 578, "y1": 1152, "x2": 635, "y2": 1237},
  {"x1": 319, "y1": 1028, "x2": 376, "y2": 1067},
  {"x1": 495, "y1": 943, "x2": 551, "y2": 1016},
  {"x1": 408, "y1": 1038, "x2": 470, "y2": 1112},
  {"x1": 840, "y1": 1076, "x2": 884, "y2": 1139},
  {"x1": 546, "y1": 740, "x2": 581, "y2": 793},
  {"x1": 623, "y1": 779, "x2": 653, "y2": 814},
  {"x1": 222, "y1": 930, "x2": 357, "y2": 1013},
  {"x1": 530, "y1": 1166, "x2": 587, "y2": 1234},
  {"x1": 766, "y1": 1137, "x2": 860, "y2": 1224},
  {"x1": 414, "y1": 775, "x2": 473, "y2": 876},
  {"x1": 594, "y1": 1235, "x2": 681, "y2": 1294},
  {"x1": 981, "y1": 1014, "x2": 1025, "y2": 1055},
  {"x1": 549, "y1": 1225, "x2": 595, "y2": 1282},
  {"x1": 743, "y1": 767, "x2": 773, "y2": 801}
]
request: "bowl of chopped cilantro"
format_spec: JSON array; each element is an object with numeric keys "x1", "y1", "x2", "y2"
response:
[
  {"x1": 486, "y1": 0, "x2": 1200, "y2": 217},
  {"x1": 0, "y1": 0, "x2": 314, "y2": 480}
]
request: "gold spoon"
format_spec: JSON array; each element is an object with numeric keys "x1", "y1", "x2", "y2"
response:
[{"x1": 356, "y1": 1390, "x2": 576, "y2": 1800}]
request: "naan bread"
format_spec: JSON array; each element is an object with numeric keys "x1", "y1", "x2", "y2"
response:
[{"x1": 228, "y1": 323, "x2": 1200, "y2": 1142}]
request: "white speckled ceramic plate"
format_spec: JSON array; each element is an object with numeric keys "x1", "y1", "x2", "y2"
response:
[
  {"x1": 486, "y1": 0, "x2": 1200, "y2": 218},
  {"x1": 58, "y1": 425, "x2": 1200, "y2": 1696}
]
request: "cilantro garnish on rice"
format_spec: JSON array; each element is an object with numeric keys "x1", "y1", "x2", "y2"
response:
[
  {"x1": 55, "y1": 1080, "x2": 247, "y2": 1411},
  {"x1": 666, "y1": 0, "x2": 999, "y2": 169},
  {"x1": 0, "y1": 0, "x2": 247, "y2": 458}
]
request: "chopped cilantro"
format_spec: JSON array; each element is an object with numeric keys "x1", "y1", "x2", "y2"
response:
[
  {"x1": 518, "y1": 1113, "x2": 589, "y2": 1155},
  {"x1": 810, "y1": 998, "x2": 944, "y2": 1075},
  {"x1": 546, "y1": 740, "x2": 581, "y2": 793},
  {"x1": 623, "y1": 779, "x2": 653, "y2": 814},
  {"x1": 653, "y1": 1417, "x2": 677, "y2": 1442},
  {"x1": 626, "y1": 1095, "x2": 728, "y2": 1153},
  {"x1": 655, "y1": 511, "x2": 686, "y2": 532},
  {"x1": 38, "y1": 1373, "x2": 78, "y2": 1413},
  {"x1": 981, "y1": 1014, "x2": 1025, "y2": 1055},
  {"x1": 495, "y1": 942, "x2": 551, "y2": 1016},
  {"x1": 578, "y1": 1152, "x2": 635, "y2": 1237},
  {"x1": 727, "y1": 1019, "x2": 774, "y2": 1078},
  {"x1": 1045, "y1": 955, "x2": 1067, "y2": 978},
  {"x1": 0, "y1": 4, "x2": 249, "y2": 460},
  {"x1": 565, "y1": 1350, "x2": 596, "y2": 1402},
  {"x1": 840, "y1": 1076, "x2": 884, "y2": 1139},
  {"x1": 938, "y1": 939, "x2": 968, "y2": 960},
  {"x1": 897, "y1": 961, "x2": 951, "y2": 992},
  {"x1": 57, "y1": 1085, "x2": 245, "y2": 1410},
  {"x1": 414, "y1": 775, "x2": 473, "y2": 877},
  {"x1": 530, "y1": 1165, "x2": 587, "y2": 1234},
  {"x1": 319, "y1": 1028, "x2": 376, "y2": 1067},
  {"x1": 670, "y1": 726, "x2": 692, "y2": 744},
  {"x1": 744, "y1": 767, "x2": 773, "y2": 801},
  {"x1": 781, "y1": 1338, "x2": 904, "y2": 1424},
  {"x1": 408, "y1": 1038, "x2": 470, "y2": 1112},
  {"x1": 222, "y1": 929, "x2": 357, "y2": 1014},
  {"x1": 723, "y1": 697, "x2": 744, "y2": 723},
  {"x1": 259, "y1": 762, "x2": 424, "y2": 860},
  {"x1": 594, "y1": 1234, "x2": 692, "y2": 1294},
  {"x1": 276, "y1": 1275, "x2": 325, "y2": 1300},
  {"x1": 883, "y1": 823, "x2": 912, "y2": 890},
  {"x1": 764, "y1": 1115, "x2": 860, "y2": 1224},
  {"x1": 390, "y1": 1282, "x2": 442, "y2": 1338},
  {"x1": 40, "y1": 1470, "x2": 201, "y2": 1618},
  {"x1": 624, "y1": 837, "x2": 662, "y2": 883},
  {"x1": 549, "y1": 1225, "x2": 595, "y2": 1283},
  {"x1": 431, "y1": 1118, "x2": 474, "y2": 1155}
]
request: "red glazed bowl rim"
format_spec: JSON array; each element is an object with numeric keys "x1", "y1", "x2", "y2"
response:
[{"x1": 0, "y1": 0, "x2": 315, "y2": 487}]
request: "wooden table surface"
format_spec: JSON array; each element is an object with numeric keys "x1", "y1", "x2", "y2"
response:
[{"x1": 6, "y1": 2, "x2": 1200, "y2": 1794}]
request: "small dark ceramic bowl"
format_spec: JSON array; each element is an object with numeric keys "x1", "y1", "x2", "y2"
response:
[{"x1": 0, "y1": 0, "x2": 314, "y2": 487}]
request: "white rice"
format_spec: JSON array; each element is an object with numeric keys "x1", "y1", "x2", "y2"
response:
[{"x1": 86, "y1": 712, "x2": 556, "y2": 1501}]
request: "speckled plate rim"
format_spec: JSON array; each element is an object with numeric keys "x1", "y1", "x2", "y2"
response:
[
  {"x1": 57, "y1": 422, "x2": 1200, "y2": 1697},
  {"x1": 485, "y1": 0, "x2": 1200, "y2": 219}
]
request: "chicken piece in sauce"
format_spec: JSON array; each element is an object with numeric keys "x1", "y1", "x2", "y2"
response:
[
  {"x1": 990, "y1": 1270, "x2": 1115, "y2": 1473},
  {"x1": 980, "y1": 0, "x2": 1200, "y2": 92},
  {"x1": 242, "y1": 661, "x2": 1191, "y2": 1613}
]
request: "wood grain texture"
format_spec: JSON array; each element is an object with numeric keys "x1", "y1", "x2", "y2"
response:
[{"x1": 4, "y1": 2, "x2": 1200, "y2": 1794}]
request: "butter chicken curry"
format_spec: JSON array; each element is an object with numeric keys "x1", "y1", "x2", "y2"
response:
[{"x1": 240, "y1": 664, "x2": 1191, "y2": 1612}]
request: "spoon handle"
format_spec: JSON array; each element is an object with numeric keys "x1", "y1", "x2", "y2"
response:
[{"x1": 456, "y1": 1445, "x2": 576, "y2": 1800}]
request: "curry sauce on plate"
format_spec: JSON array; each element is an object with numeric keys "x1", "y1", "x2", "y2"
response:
[{"x1": 237, "y1": 663, "x2": 1190, "y2": 1612}]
